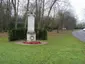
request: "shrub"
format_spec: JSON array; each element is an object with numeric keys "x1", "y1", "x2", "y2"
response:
[
  {"x1": 43, "y1": 29, "x2": 47, "y2": 40},
  {"x1": 8, "y1": 29, "x2": 27, "y2": 41},
  {"x1": 36, "y1": 28, "x2": 47, "y2": 40},
  {"x1": 8, "y1": 28, "x2": 47, "y2": 41}
]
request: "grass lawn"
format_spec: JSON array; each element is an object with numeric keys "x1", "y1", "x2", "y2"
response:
[{"x1": 0, "y1": 31, "x2": 85, "y2": 64}]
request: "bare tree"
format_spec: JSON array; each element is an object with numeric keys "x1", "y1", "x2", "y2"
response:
[
  {"x1": 48, "y1": 0, "x2": 58, "y2": 17},
  {"x1": 6, "y1": 0, "x2": 11, "y2": 30},
  {"x1": 0, "y1": 0, "x2": 3, "y2": 31},
  {"x1": 24, "y1": 0, "x2": 29, "y2": 28},
  {"x1": 11, "y1": 0, "x2": 20, "y2": 29}
]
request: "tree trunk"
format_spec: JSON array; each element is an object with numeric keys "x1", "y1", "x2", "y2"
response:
[
  {"x1": 24, "y1": 0, "x2": 29, "y2": 29},
  {"x1": 11, "y1": 0, "x2": 19, "y2": 29}
]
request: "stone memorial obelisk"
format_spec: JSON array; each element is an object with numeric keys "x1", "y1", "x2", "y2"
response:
[{"x1": 27, "y1": 12, "x2": 36, "y2": 41}]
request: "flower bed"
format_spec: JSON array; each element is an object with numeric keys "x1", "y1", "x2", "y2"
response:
[{"x1": 23, "y1": 41, "x2": 41, "y2": 44}]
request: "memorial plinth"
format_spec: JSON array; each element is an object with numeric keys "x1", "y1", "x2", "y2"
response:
[{"x1": 27, "y1": 13, "x2": 36, "y2": 42}]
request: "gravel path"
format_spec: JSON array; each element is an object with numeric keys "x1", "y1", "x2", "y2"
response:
[{"x1": 72, "y1": 30, "x2": 85, "y2": 42}]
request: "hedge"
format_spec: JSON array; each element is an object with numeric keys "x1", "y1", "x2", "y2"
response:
[
  {"x1": 8, "y1": 29, "x2": 27, "y2": 41},
  {"x1": 36, "y1": 29, "x2": 47, "y2": 40},
  {"x1": 8, "y1": 29, "x2": 47, "y2": 41}
]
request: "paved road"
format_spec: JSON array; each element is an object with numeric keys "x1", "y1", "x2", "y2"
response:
[{"x1": 72, "y1": 30, "x2": 85, "y2": 42}]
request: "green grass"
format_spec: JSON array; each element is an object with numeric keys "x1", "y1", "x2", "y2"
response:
[{"x1": 0, "y1": 31, "x2": 85, "y2": 64}]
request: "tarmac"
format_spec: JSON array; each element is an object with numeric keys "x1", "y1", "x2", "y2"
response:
[{"x1": 72, "y1": 30, "x2": 85, "y2": 42}]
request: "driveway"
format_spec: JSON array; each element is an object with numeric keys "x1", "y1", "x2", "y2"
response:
[{"x1": 72, "y1": 30, "x2": 85, "y2": 42}]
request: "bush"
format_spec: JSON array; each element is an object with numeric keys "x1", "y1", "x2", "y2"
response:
[
  {"x1": 36, "y1": 28, "x2": 47, "y2": 40},
  {"x1": 8, "y1": 28, "x2": 47, "y2": 41},
  {"x1": 8, "y1": 29, "x2": 27, "y2": 41}
]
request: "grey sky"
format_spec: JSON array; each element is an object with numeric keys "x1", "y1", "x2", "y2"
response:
[
  {"x1": 69, "y1": 0, "x2": 85, "y2": 23},
  {"x1": 19, "y1": 0, "x2": 85, "y2": 23}
]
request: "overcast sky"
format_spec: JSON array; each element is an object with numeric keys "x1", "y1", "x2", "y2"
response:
[
  {"x1": 69, "y1": 0, "x2": 85, "y2": 23},
  {"x1": 19, "y1": 0, "x2": 85, "y2": 23}
]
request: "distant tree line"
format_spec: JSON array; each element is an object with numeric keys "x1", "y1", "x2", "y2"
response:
[
  {"x1": 76, "y1": 22, "x2": 85, "y2": 29},
  {"x1": 0, "y1": 0, "x2": 77, "y2": 33}
]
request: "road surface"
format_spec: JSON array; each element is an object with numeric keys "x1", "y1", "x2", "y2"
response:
[{"x1": 72, "y1": 30, "x2": 85, "y2": 42}]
